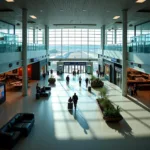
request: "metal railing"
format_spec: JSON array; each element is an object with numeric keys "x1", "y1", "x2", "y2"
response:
[
  {"x1": 128, "y1": 41, "x2": 150, "y2": 53},
  {"x1": 0, "y1": 32, "x2": 45, "y2": 53}
]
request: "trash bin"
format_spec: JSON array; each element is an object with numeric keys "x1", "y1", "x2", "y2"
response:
[
  {"x1": 68, "y1": 102, "x2": 73, "y2": 109},
  {"x1": 88, "y1": 86, "x2": 91, "y2": 92}
]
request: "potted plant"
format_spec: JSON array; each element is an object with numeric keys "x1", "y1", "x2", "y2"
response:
[
  {"x1": 97, "y1": 87, "x2": 123, "y2": 122},
  {"x1": 91, "y1": 76, "x2": 104, "y2": 88},
  {"x1": 48, "y1": 76, "x2": 56, "y2": 84}
]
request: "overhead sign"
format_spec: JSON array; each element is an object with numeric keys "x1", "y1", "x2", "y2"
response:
[{"x1": 64, "y1": 62, "x2": 86, "y2": 65}]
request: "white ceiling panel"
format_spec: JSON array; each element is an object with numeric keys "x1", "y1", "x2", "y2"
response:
[{"x1": 0, "y1": 0, "x2": 150, "y2": 29}]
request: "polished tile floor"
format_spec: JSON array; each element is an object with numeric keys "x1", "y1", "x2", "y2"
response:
[{"x1": 0, "y1": 73, "x2": 150, "y2": 150}]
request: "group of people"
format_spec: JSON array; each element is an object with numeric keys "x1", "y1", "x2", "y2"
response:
[
  {"x1": 66, "y1": 75, "x2": 90, "y2": 88},
  {"x1": 72, "y1": 70, "x2": 80, "y2": 76},
  {"x1": 128, "y1": 84, "x2": 137, "y2": 96},
  {"x1": 36, "y1": 83, "x2": 46, "y2": 93},
  {"x1": 68, "y1": 93, "x2": 78, "y2": 110}
]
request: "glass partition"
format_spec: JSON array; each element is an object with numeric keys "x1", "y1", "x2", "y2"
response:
[
  {"x1": 104, "y1": 44, "x2": 122, "y2": 51},
  {"x1": 0, "y1": 32, "x2": 21, "y2": 53}
]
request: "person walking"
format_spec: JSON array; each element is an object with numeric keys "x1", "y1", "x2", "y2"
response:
[
  {"x1": 85, "y1": 78, "x2": 89, "y2": 87},
  {"x1": 36, "y1": 83, "x2": 41, "y2": 93},
  {"x1": 50, "y1": 69, "x2": 53, "y2": 75},
  {"x1": 79, "y1": 76, "x2": 82, "y2": 86},
  {"x1": 66, "y1": 75, "x2": 70, "y2": 85},
  {"x1": 72, "y1": 93, "x2": 78, "y2": 110}
]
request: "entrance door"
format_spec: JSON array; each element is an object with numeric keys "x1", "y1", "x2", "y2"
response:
[{"x1": 64, "y1": 65, "x2": 68, "y2": 73}]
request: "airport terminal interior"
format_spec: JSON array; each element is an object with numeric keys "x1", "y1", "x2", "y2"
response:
[{"x1": 0, "y1": 0, "x2": 150, "y2": 150}]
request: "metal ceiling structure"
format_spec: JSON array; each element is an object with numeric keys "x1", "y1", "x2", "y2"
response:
[{"x1": 0, "y1": 0, "x2": 150, "y2": 29}]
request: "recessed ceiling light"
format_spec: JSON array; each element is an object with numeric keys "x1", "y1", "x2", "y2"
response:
[
  {"x1": 30, "y1": 15, "x2": 37, "y2": 19},
  {"x1": 83, "y1": 10, "x2": 87, "y2": 11},
  {"x1": 5, "y1": 0, "x2": 14, "y2": 2},
  {"x1": 113, "y1": 16, "x2": 120, "y2": 19},
  {"x1": 136, "y1": 0, "x2": 146, "y2": 3}
]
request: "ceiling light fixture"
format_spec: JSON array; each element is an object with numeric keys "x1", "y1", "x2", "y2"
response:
[
  {"x1": 5, "y1": 0, "x2": 14, "y2": 2},
  {"x1": 113, "y1": 16, "x2": 120, "y2": 19},
  {"x1": 136, "y1": 0, "x2": 146, "y2": 3},
  {"x1": 30, "y1": 15, "x2": 37, "y2": 19}
]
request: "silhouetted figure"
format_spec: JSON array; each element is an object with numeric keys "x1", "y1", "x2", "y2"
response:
[
  {"x1": 72, "y1": 93, "x2": 78, "y2": 110},
  {"x1": 79, "y1": 76, "x2": 82, "y2": 86},
  {"x1": 50, "y1": 69, "x2": 53, "y2": 74},
  {"x1": 68, "y1": 97, "x2": 73, "y2": 103},
  {"x1": 66, "y1": 75, "x2": 70, "y2": 85},
  {"x1": 36, "y1": 83, "x2": 41, "y2": 93},
  {"x1": 85, "y1": 78, "x2": 89, "y2": 87}
]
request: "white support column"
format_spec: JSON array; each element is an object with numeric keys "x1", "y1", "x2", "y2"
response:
[
  {"x1": 22, "y1": 8, "x2": 28, "y2": 96},
  {"x1": 45, "y1": 25, "x2": 49, "y2": 72},
  {"x1": 101, "y1": 25, "x2": 105, "y2": 73},
  {"x1": 122, "y1": 9, "x2": 128, "y2": 96}
]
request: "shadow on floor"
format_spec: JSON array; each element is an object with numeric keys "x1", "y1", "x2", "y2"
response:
[
  {"x1": 127, "y1": 95, "x2": 150, "y2": 112},
  {"x1": 73, "y1": 109, "x2": 89, "y2": 134},
  {"x1": 106, "y1": 119, "x2": 134, "y2": 138}
]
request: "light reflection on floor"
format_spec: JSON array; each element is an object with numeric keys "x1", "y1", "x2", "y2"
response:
[{"x1": 0, "y1": 73, "x2": 150, "y2": 150}]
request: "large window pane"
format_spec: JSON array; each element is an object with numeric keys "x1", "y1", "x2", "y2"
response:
[{"x1": 49, "y1": 28, "x2": 101, "y2": 59}]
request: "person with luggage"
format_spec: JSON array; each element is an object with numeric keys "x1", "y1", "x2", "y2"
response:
[{"x1": 72, "y1": 93, "x2": 78, "y2": 111}]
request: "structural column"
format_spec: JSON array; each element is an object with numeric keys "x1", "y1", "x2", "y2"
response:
[
  {"x1": 122, "y1": 9, "x2": 128, "y2": 96},
  {"x1": 45, "y1": 25, "x2": 49, "y2": 72},
  {"x1": 101, "y1": 25, "x2": 105, "y2": 73},
  {"x1": 22, "y1": 8, "x2": 28, "y2": 96}
]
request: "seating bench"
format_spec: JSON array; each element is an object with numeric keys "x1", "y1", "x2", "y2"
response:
[
  {"x1": 36, "y1": 91, "x2": 50, "y2": 99},
  {"x1": 0, "y1": 113, "x2": 34, "y2": 149}
]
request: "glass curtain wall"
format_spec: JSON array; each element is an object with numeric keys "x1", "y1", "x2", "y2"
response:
[
  {"x1": 105, "y1": 28, "x2": 134, "y2": 51},
  {"x1": 15, "y1": 28, "x2": 44, "y2": 44},
  {"x1": 0, "y1": 21, "x2": 14, "y2": 34},
  {"x1": 49, "y1": 29, "x2": 101, "y2": 59}
]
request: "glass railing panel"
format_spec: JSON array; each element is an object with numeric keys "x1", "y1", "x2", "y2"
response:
[{"x1": 104, "y1": 44, "x2": 122, "y2": 51}]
